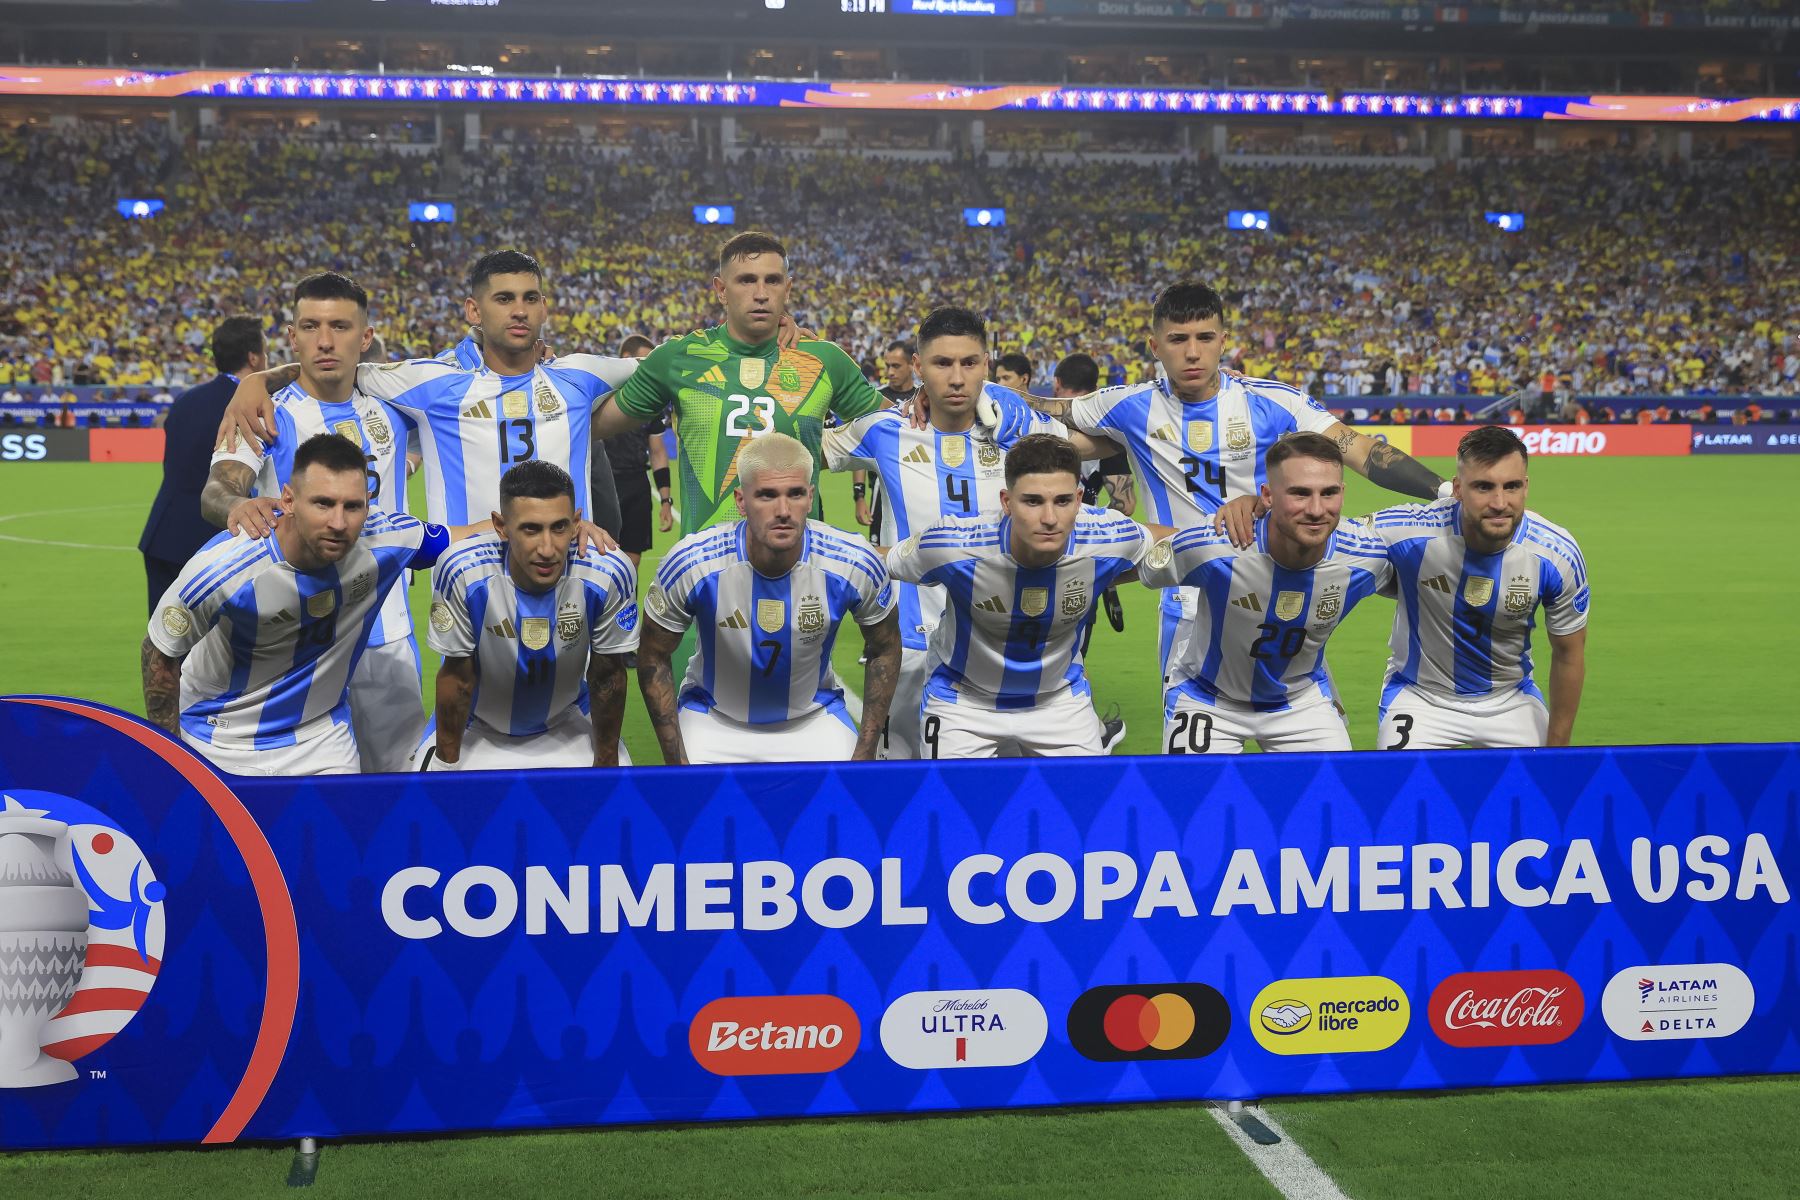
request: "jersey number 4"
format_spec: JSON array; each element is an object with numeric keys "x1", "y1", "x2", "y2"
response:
[{"x1": 726, "y1": 394, "x2": 777, "y2": 438}]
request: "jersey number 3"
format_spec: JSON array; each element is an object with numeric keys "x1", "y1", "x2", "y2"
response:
[{"x1": 726, "y1": 393, "x2": 777, "y2": 438}]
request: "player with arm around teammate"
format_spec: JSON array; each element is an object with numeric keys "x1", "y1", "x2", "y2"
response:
[
  {"x1": 636, "y1": 433, "x2": 902, "y2": 765},
  {"x1": 884, "y1": 434, "x2": 1148, "y2": 759},
  {"x1": 1361, "y1": 425, "x2": 1589, "y2": 749},
  {"x1": 1136, "y1": 432, "x2": 1393, "y2": 754},
  {"x1": 420, "y1": 461, "x2": 638, "y2": 770},
  {"x1": 141, "y1": 434, "x2": 451, "y2": 776}
]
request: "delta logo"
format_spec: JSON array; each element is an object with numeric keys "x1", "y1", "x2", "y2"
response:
[
  {"x1": 879, "y1": 989, "x2": 1047, "y2": 1070},
  {"x1": 1250, "y1": 976, "x2": 1410, "y2": 1056},
  {"x1": 1428, "y1": 970, "x2": 1583, "y2": 1048},
  {"x1": 1067, "y1": 983, "x2": 1230, "y2": 1062},
  {"x1": 688, "y1": 995, "x2": 860, "y2": 1076},
  {"x1": 1602, "y1": 963, "x2": 1754, "y2": 1042}
]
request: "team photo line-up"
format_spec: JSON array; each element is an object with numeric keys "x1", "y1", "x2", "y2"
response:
[{"x1": 135, "y1": 231, "x2": 1588, "y2": 775}]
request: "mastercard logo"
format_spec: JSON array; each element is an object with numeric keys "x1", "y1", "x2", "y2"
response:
[{"x1": 1067, "y1": 983, "x2": 1230, "y2": 1062}]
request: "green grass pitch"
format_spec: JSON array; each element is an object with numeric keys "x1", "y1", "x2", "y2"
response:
[{"x1": 1, "y1": 455, "x2": 1796, "y2": 1196}]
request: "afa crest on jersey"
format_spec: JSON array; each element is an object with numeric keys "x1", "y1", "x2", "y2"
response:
[
  {"x1": 1060, "y1": 582, "x2": 1088, "y2": 618},
  {"x1": 557, "y1": 604, "x2": 582, "y2": 644},
  {"x1": 1504, "y1": 574, "x2": 1534, "y2": 615}
]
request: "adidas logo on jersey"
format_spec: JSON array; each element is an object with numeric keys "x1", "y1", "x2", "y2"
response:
[
  {"x1": 697, "y1": 366, "x2": 727, "y2": 386},
  {"x1": 487, "y1": 618, "x2": 517, "y2": 638},
  {"x1": 1149, "y1": 424, "x2": 1180, "y2": 442},
  {"x1": 718, "y1": 609, "x2": 750, "y2": 629},
  {"x1": 974, "y1": 595, "x2": 1008, "y2": 614},
  {"x1": 1231, "y1": 593, "x2": 1263, "y2": 612},
  {"x1": 462, "y1": 399, "x2": 494, "y2": 420},
  {"x1": 1422, "y1": 574, "x2": 1453, "y2": 593},
  {"x1": 268, "y1": 609, "x2": 295, "y2": 625},
  {"x1": 902, "y1": 446, "x2": 932, "y2": 464}
]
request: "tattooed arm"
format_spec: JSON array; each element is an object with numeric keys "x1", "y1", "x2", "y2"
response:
[
  {"x1": 1325, "y1": 420, "x2": 1445, "y2": 501},
  {"x1": 140, "y1": 638, "x2": 183, "y2": 735},
  {"x1": 200, "y1": 459, "x2": 283, "y2": 537},
  {"x1": 636, "y1": 619, "x2": 689, "y2": 765},
  {"x1": 852, "y1": 611, "x2": 902, "y2": 762},
  {"x1": 587, "y1": 651, "x2": 629, "y2": 767}
]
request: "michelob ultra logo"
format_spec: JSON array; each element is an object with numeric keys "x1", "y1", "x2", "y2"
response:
[
  {"x1": 879, "y1": 989, "x2": 1047, "y2": 1070},
  {"x1": 688, "y1": 995, "x2": 860, "y2": 1076},
  {"x1": 1250, "y1": 976, "x2": 1410, "y2": 1055}
]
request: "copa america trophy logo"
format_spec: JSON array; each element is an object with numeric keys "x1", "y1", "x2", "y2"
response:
[{"x1": 0, "y1": 795, "x2": 89, "y2": 1087}]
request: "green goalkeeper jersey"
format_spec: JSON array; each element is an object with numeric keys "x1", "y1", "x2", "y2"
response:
[{"x1": 612, "y1": 324, "x2": 884, "y2": 535}]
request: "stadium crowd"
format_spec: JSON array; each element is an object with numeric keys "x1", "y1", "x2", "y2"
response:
[{"x1": 1, "y1": 120, "x2": 1796, "y2": 408}]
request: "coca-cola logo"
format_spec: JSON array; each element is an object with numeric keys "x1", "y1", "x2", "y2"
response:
[{"x1": 1429, "y1": 970, "x2": 1583, "y2": 1048}]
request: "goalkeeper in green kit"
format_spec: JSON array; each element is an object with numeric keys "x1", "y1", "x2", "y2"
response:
[{"x1": 593, "y1": 231, "x2": 886, "y2": 534}]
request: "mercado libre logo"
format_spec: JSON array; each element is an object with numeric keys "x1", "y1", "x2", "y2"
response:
[
  {"x1": 1250, "y1": 976, "x2": 1410, "y2": 1056},
  {"x1": 1066, "y1": 983, "x2": 1231, "y2": 1062},
  {"x1": 0, "y1": 790, "x2": 167, "y2": 1089}
]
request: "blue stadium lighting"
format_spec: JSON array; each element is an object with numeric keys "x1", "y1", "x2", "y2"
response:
[
  {"x1": 409, "y1": 202, "x2": 456, "y2": 223},
  {"x1": 116, "y1": 199, "x2": 164, "y2": 220},
  {"x1": 1485, "y1": 211, "x2": 1527, "y2": 232},
  {"x1": 693, "y1": 205, "x2": 736, "y2": 225},
  {"x1": 963, "y1": 207, "x2": 1006, "y2": 228},
  {"x1": 1227, "y1": 210, "x2": 1270, "y2": 231}
]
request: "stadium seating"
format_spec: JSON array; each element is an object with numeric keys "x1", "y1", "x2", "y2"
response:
[{"x1": 0, "y1": 121, "x2": 1795, "y2": 400}]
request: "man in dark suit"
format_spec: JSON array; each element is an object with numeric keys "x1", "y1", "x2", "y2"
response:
[{"x1": 137, "y1": 317, "x2": 268, "y2": 615}]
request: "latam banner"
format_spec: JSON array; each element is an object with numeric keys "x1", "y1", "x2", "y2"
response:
[
  {"x1": 1409, "y1": 424, "x2": 1692, "y2": 457},
  {"x1": 1690, "y1": 425, "x2": 1800, "y2": 455},
  {"x1": 0, "y1": 696, "x2": 1795, "y2": 1149}
]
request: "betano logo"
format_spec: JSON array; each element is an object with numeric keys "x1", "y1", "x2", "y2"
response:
[
  {"x1": 1602, "y1": 963, "x2": 1754, "y2": 1042},
  {"x1": 688, "y1": 995, "x2": 860, "y2": 1076},
  {"x1": 879, "y1": 989, "x2": 1047, "y2": 1070},
  {"x1": 1250, "y1": 976, "x2": 1409, "y2": 1055},
  {"x1": 1066, "y1": 983, "x2": 1230, "y2": 1062}
]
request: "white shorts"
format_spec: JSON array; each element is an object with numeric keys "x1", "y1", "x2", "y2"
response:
[
  {"x1": 921, "y1": 688, "x2": 1104, "y2": 759},
  {"x1": 183, "y1": 718, "x2": 360, "y2": 777},
  {"x1": 1377, "y1": 682, "x2": 1548, "y2": 750},
  {"x1": 678, "y1": 704, "x2": 858, "y2": 765},
  {"x1": 1158, "y1": 587, "x2": 1198, "y2": 684},
  {"x1": 1162, "y1": 684, "x2": 1350, "y2": 755},
  {"x1": 412, "y1": 710, "x2": 631, "y2": 770},
  {"x1": 881, "y1": 645, "x2": 932, "y2": 761},
  {"x1": 349, "y1": 638, "x2": 426, "y2": 774}
]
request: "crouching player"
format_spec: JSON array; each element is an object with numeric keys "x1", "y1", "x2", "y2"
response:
[
  {"x1": 420, "y1": 461, "x2": 638, "y2": 769},
  {"x1": 637, "y1": 433, "x2": 901, "y2": 764},
  {"x1": 884, "y1": 434, "x2": 1147, "y2": 757},
  {"x1": 1363, "y1": 424, "x2": 1589, "y2": 749},
  {"x1": 1138, "y1": 432, "x2": 1391, "y2": 753},
  {"x1": 141, "y1": 434, "x2": 450, "y2": 775}
]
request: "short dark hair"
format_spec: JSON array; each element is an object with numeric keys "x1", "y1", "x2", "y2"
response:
[
  {"x1": 1265, "y1": 431, "x2": 1344, "y2": 475},
  {"x1": 718, "y1": 231, "x2": 786, "y2": 276},
  {"x1": 292, "y1": 432, "x2": 369, "y2": 481},
  {"x1": 293, "y1": 271, "x2": 368, "y2": 313},
  {"x1": 211, "y1": 315, "x2": 265, "y2": 374},
  {"x1": 1005, "y1": 433, "x2": 1083, "y2": 488},
  {"x1": 1458, "y1": 424, "x2": 1529, "y2": 468},
  {"x1": 617, "y1": 333, "x2": 655, "y2": 358},
  {"x1": 886, "y1": 339, "x2": 916, "y2": 357},
  {"x1": 1054, "y1": 353, "x2": 1099, "y2": 394},
  {"x1": 1152, "y1": 282, "x2": 1226, "y2": 329},
  {"x1": 917, "y1": 306, "x2": 986, "y2": 349},
  {"x1": 500, "y1": 460, "x2": 576, "y2": 510},
  {"x1": 468, "y1": 249, "x2": 544, "y2": 295},
  {"x1": 995, "y1": 352, "x2": 1032, "y2": 382}
]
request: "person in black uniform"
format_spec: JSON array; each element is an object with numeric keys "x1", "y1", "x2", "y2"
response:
[
  {"x1": 137, "y1": 316, "x2": 266, "y2": 615},
  {"x1": 595, "y1": 333, "x2": 671, "y2": 568}
]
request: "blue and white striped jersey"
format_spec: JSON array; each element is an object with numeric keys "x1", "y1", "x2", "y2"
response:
[
  {"x1": 1070, "y1": 370, "x2": 1337, "y2": 526},
  {"x1": 1360, "y1": 500, "x2": 1590, "y2": 706},
  {"x1": 426, "y1": 533, "x2": 640, "y2": 737},
  {"x1": 885, "y1": 508, "x2": 1147, "y2": 711},
  {"x1": 436, "y1": 337, "x2": 482, "y2": 369},
  {"x1": 1140, "y1": 519, "x2": 1392, "y2": 712},
  {"x1": 352, "y1": 354, "x2": 639, "y2": 527},
  {"x1": 645, "y1": 520, "x2": 895, "y2": 725},
  {"x1": 211, "y1": 381, "x2": 413, "y2": 647},
  {"x1": 148, "y1": 511, "x2": 449, "y2": 751},
  {"x1": 821, "y1": 394, "x2": 1055, "y2": 651}
]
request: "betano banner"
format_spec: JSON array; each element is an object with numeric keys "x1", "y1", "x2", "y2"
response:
[{"x1": 0, "y1": 696, "x2": 1794, "y2": 1149}]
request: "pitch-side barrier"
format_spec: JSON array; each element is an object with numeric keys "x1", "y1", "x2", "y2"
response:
[{"x1": 0, "y1": 695, "x2": 1794, "y2": 1151}]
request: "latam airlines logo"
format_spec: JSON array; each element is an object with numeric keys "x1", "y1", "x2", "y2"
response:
[
  {"x1": 879, "y1": 989, "x2": 1047, "y2": 1069},
  {"x1": 1429, "y1": 970, "x2": 1583, "y2": 1048},
  {"x1": 688, "y1": 995, "x2": 860, "y2": 1076},
  {"x1": 0, "y1": 791, "x2": 166, "y2": 1089},
  {"x1": 1602, "y1": 963, "x2": 1755, "y2": 1041}
]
